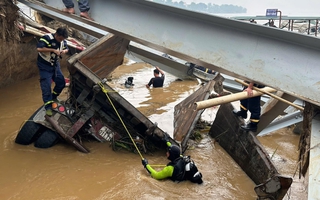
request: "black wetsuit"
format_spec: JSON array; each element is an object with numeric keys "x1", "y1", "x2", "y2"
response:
[{"x1": 147, "y1": 75, "x2": 165, "y2": 88}]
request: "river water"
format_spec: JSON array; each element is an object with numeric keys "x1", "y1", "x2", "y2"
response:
[{"x1": 0, "y1": 62, "x2": 307, "y2": 199}]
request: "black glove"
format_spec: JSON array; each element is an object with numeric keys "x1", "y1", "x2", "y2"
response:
[
  {"x1": 162, "y1": 132, "x2": 170, "y2": 143},
  {"x1": 142, "y1": 158, "x2": 148, "y2": 168}
]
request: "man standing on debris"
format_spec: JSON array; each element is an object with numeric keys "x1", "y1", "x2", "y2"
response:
[
  {"x1": 233, "y1": 81, "x2": 265, "y2": 132},
  {"x1": 141, "y1": 134, "x2": 203, "y2": 184},
  {"x1": 36, "y1": 27, "x2": 69, "y2": 116},
  {"x1": 146, "y1": 66, "x2": 165, "y2": 88},
  {"x1": 62, "y1": 0, "x2": 93, "y2": 20}
]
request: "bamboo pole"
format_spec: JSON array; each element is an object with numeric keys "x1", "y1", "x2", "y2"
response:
[
  {"x1": 195, "y1": 87, "x2": 276, "y2": 110},
  {"x1": 235, "y1": 79, "x2": 304, "y2": 111}
]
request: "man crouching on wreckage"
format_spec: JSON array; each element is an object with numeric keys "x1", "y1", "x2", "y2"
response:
[{"x1": 141, "y1": 133, "x2": 203, "y2": 184}]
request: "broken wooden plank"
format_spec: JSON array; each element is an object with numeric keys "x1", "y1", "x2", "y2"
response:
[
  {"x1": 68, "y1": 34, "x2": 129, "y2": 79},
  {"x1": 209, "y1": 103, "x2": 292, "y2": 199},
  {"x1": 174, "y1": 73, "x2": 224, "y2": 151}
]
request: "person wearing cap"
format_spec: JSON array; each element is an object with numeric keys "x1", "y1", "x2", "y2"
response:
[
  {"x1": 146, "y1": 66, "x2": 165, "y2": 88},
  {"x1": 141, "y1": 134, "x2": 203, "y2": 184}
]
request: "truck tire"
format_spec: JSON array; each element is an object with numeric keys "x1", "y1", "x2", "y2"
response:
[
  {"x1": 34, "y1": 128, "x2": 60, "y2": 148},
  {"x1": 15, "y1": 107, "x2": 43, "y2": 145}
]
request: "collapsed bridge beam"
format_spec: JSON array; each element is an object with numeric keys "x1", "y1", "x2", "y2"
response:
[{"x1": 18, "y1": 0, "x2": 320, "y2": 106}]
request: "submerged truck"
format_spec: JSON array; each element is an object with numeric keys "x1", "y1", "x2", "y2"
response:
[{"x1": 14, "y1": 33, "x2": 178, "y2": 153}]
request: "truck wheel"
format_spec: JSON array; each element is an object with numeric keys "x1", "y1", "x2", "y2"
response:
[
  {"x1": 34, "y1": 128, "x2": 60, "y2": 148},
  {"x1": 15, "y1": 107, "x2": 43, "y2": 145}
]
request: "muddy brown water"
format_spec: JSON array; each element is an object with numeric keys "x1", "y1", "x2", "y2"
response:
[{"x1": 0, "y1": 63, "x2": 306, "y2": 199}]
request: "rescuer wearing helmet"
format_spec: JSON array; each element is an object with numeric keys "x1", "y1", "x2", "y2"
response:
[{"x1": 142, "y1": 133, "x2": 203, "y2": 184}]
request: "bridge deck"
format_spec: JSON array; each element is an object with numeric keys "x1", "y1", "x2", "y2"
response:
[{"x1": 18, "y1": 0, "x2": 320, "y2": 107}]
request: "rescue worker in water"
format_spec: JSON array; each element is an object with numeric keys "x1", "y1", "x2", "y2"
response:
[
  {"x1": 141, "y1": 134, "x2": 203, "y2": 184},
  {"x1": 36, "y1": 27, "x2": 69, "y2": 116}
]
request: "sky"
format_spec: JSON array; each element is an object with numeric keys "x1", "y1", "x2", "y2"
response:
[{"x1": 180, "y1": 0, "x2": 320, "y2": 16}]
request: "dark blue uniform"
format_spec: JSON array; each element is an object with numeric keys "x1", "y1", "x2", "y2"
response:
[
  {"x1": 240, "y1": 83, "x2": 265, "y2": 126},
  {"x1": 37, "y1": 34, "x2": 68, "y2": 110}
]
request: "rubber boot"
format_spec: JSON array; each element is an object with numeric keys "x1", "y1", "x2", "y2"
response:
[
  {"x1": 232, "y1": 109, "x2": 247, "y2": 119},
  {"x1": 241, "y1": 122, "x2": 258, "y2": 132}
]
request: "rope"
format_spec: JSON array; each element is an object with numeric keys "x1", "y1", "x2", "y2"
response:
[
  {"x1": 97, "y1": 82, "x2": 145, "y2": 159},
  {"x1": 149, "y1": 165, "x2": 166, "y2": 167}
]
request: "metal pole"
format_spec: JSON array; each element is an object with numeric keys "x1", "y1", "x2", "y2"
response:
[
  {"x1": 277, "y1": 10, "x2": 282, "y2": 28},
  {"x1": 316, "y1": 20, "x2": 318, "y2": 37},
  {"x1": 288, "y1": 19, "x2": 291, "y2": 31}
]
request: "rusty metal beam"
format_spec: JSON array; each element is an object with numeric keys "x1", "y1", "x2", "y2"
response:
[{"x1": 45, "y1": 115, "x2": 90, "y2": 153}]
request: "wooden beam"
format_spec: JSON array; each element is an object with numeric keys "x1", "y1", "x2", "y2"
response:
[
  {"x1": 235, "y1": 79, "x2": 304, "y2": 111},
  {"x1": 195, "y1": 87, "x2": 276, "y2": 110}
]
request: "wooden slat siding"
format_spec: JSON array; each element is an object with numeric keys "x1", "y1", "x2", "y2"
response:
[
  {"x1": 299, "y1": 102, "x2": 314, "y2": 177},
  {"x1": 79, "y1": 35, "x2": 129, "y2": 79},
  {"x1": 210, "y1": 103, "x2": 278, "y2": 183},
  {"x1": 173, "y1": 74, "x2": 225, "y2": 151},
  {"x1": 209, "y1": 103, "x2": 292, "y2": 199}
]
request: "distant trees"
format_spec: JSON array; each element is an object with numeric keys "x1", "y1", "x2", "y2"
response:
[{"x1": 152, "y1": 0, "x2": 247, "y2": 14}]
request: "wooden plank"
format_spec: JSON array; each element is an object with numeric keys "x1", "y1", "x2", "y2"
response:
[
  {"x1": 174, "y1": 73, "x2": 224, "y2": 151},
  {"x1": 67, "y1": 34, "x2": 129, "y2": 79},
  {"x1": 195, "y1": 87, "x2": 276, "y2": 110},
  {"x1": 209, "y1": 103, "x2": 292, "y2": 199}
]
